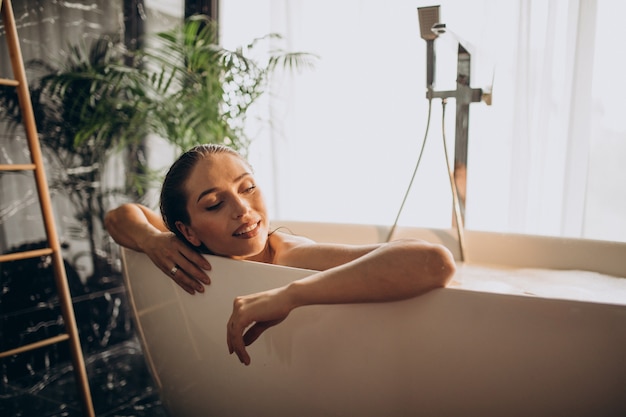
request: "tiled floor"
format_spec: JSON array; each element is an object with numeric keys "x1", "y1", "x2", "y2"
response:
[{"x1": 1, "y1": 339, "x2": 168, "y2": 417}]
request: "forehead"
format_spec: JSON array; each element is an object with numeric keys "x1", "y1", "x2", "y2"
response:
[{"x1": 185, "y1": 153, "x2": 250, "y2": 190}]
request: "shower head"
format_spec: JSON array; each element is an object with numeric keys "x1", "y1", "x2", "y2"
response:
[
  {"x1": 417, "y1": 6, "x2": 440, "y2": 41},
  {"x1": 417, "y1": 5, "x2": 441, "y2": 89}
]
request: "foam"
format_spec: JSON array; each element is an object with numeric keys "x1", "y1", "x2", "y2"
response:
[{"x1": 451, "y1": 263, "x2": 626, "y2": 306}]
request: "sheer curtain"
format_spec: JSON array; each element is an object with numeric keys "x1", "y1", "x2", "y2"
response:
[
  {"x1": 220, "y1": 0, "x2": 626, "y2": 242},
  {"x1": 584, "y1": 0, "x2": 626, "y2": 242},
  {"x1": 507, "y1": 0, "x2": 595, "y2": 238}
]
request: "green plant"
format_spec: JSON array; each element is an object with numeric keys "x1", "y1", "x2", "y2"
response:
[
  {"x1": 99, "y1": 14, "x2": 316, "y2": 153},
  {"x1": 0, "y1": 35, "x2": 146, "y2": 280},
  {"x1": 0, "y1": 14, "x2": 316, "y2": 279}
]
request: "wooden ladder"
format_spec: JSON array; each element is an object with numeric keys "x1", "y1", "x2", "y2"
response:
[{"x1": 0, "y1": 0, "x2": 95, "y2": 415}]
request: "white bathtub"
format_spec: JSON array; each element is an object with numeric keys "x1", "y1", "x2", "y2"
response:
[{"x1": 121, "y1": 222, "x2": 626, "y2": 417}]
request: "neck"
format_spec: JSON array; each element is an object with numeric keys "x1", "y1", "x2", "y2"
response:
[{"x1": 243, "y1": 236, "x2": 275, "y2": 264}]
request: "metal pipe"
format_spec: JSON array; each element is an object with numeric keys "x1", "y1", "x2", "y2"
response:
[{"x1": 429, "y1": 44, "x2": 483, "y2": 222}]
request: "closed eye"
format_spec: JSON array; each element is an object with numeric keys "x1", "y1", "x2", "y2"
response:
[{"x1": 206, "y1": 201, "x2": 223, "y2": 211}]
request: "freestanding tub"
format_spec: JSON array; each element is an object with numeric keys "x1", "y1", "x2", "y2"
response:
[{"x1": 121, "y1": 221, "x2": 626, "y2": 417}]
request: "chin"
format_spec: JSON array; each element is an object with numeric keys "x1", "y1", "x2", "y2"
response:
[{"x1": 225, "y1": 238, "x2": 268, "y2": 260}]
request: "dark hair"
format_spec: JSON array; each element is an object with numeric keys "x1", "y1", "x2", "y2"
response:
[{"x1": 159, "y1": 144, "x2": 246, "y2": 244}]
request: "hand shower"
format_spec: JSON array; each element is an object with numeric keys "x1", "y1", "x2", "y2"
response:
[
  {"x1": 389, "y1": 5, "x2": 491, "y2": 263},
  {"x1": 386, "y1": 6, "x2": 441, "y2": 243},
  {"x1": 417, "y1": 6, "x2": 441, "y2": 90}
]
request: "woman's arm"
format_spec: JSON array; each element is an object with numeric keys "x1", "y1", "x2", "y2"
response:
[
  {"x1": 227, "y1": 239, "x2": 456, "y2": 365},
  {"x1": 270, "y1": 231, "x2": 383, "y2": 271},
  {"x1": 104, "y1": 203, "x2": 212, "y2": 294},
  {"x1": 104, "y1": 203, "x2": 167, "y2": 250}
]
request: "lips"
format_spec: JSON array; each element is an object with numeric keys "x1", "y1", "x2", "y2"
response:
[{"x1": 233, "y1": 221, "x2": 261, "y2": 238}]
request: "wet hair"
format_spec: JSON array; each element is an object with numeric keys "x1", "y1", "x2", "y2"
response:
[{"x1": 159, "y1": 144, "x2": 248, "y2": 245}]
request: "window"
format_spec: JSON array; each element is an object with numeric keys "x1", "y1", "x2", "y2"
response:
[{"x1": 220, "y1": 0, "x2": 626, "y2": 243}]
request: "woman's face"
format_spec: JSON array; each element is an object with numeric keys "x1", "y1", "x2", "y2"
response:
[{"x1": 176, "y1": 153, "x2": 269, "y2": 259}]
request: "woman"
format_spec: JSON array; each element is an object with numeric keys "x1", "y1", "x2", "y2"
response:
[{"x1": 105, "y1": 144, "x2": 456, "y2": 365}]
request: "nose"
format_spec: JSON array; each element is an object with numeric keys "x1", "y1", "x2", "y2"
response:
[{"x1": 231, "y1": 195, "x2": 251, "y2": 219}]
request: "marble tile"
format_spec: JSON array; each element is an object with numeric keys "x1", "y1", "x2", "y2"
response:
[
  {"x1": 1, "y1": 248, "x2": 168, "y2": 416},
  {"x1": 1, "y1": 340, "x2": 168, "y2": 416},
  {"x1": 1, "y1": 244, "x2": 133, "y2": 375}
]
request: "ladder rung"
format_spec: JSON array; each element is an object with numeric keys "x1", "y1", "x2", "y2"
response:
[
  {"x1": 0, "y1": 77, "x2": 19, "y2": 87},
  {"x1": 0, "y1": 334, "x2": 70, "y2": 358},
  {"x1": 0, "y1": 163, "x2": 37, "y2": 171},
  {"x1": 0, "y1": 247, "x2": 54, "y2": 263},
  {"x1": 1, "y1": 0, "x2": 96, "y2": 413}
]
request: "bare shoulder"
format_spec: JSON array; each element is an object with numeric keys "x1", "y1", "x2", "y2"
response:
[
  {"x1": 268, "y1": 229, "x2": 381, "y2": 271},
  {"x1": 269, "y1": 229, "x2": 316, "y2": 254}
]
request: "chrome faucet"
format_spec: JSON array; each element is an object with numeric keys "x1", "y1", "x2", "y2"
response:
[
  {"x1": 417, "y1": 6, "x2": 491, "y2": 261},
  {"x1": 418, "y1": 6, "x2": 490, "y2": 221}
]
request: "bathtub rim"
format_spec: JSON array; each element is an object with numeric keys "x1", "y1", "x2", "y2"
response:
[{"x1": 270, "y1": 220, "x2": 626, "y2": 278}]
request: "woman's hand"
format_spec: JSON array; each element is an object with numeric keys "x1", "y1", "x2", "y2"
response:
[
  {"x1": 141, "y1": 231, "x2": 212, "y2": 294},
  {"x1": 104, "y1": 203, "x2": 212, "y2": 294},
  {"x1": 227, "y1": 287, "x2": 294, "y2": 365}
]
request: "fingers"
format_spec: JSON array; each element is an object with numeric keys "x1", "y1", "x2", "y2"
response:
[
  {"x1": 227, "y1": 296, "x2": 256, "y2": 365},
  {"x1": 146, "y1": 233, "x2": 212, "y2": 294},
  {"x1": 172, "y1": 237, "x2": 211, "y2": 285},
  {"x1": 227, "y1": 319, "x2": 285, "y2": 365},
  {"x1": 243, "y1": 319, "x2": 283, "y2": 346},
  {"x1": 176, "y1": 243, "x2": 212, "y2": 285},
  {"x1": 167, "y1": 259, "x2": 207, "y2": 294},
  {"x1": 170, "y1": 267, "x2": 204, "y2": 295},
  {"x1": 243, "y1": 323, "x2": 265, "y2": 347},
  {"x1": 226, "y1": 291, "x2": 291, "y2": 365},
  {"x1": 227, "y1": 317, "x2": 252, "y2": 366}
]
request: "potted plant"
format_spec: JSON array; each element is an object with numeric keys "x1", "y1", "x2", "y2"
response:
[
  {"x1": 0, "y1": 14, "x2": 317, "y2": 281},
  {"x1": 0, "y1": 34, "x2": 143, "y2": 281},
  {"x1": 77, "y1": 14, "x2": 317, "y2": 155}
]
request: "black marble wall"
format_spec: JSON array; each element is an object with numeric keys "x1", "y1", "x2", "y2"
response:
[
  {"x1": 0, "y1": 241, "x2": 133, "y2": 380},
  {"x1": 0, "y1": 242, "x2": 167, "y2": 416},
  {"x1": 0, "y1": 1, "x2": 176, "y2": 414}
]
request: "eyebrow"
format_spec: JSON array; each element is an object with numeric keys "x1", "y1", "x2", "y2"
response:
[{"x1": 195, "y1": 172, "x2": 252, "y2": 203}]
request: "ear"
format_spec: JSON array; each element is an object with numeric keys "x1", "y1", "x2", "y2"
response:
[{"x1": 175, "y1": 221, "x2": 202, "y2": 247}]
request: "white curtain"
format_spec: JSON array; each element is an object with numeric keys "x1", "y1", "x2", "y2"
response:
[
  {"x1": 220, "y1": 0, "x2": 626, "y2": 243},
  {"x1": 508, "y1": 0, "x2": 595, "y2": 238}
]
